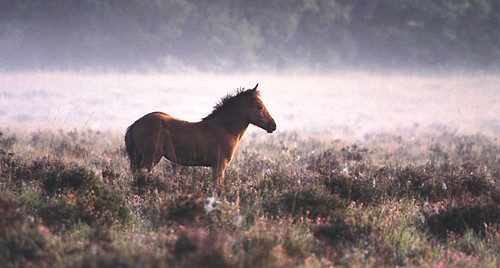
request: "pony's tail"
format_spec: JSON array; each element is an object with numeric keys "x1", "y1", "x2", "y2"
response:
[{"x1": 125, "y1": 124, "x2": 141, "y2": 172}]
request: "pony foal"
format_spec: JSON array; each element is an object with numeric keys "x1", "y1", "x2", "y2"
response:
[{"x1": 125, "y1": 84, "x2": 276, "y2": 185}]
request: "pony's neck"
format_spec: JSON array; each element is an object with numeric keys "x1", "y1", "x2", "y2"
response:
[
  {"x1": 206, "y1": 109, "x2": 249, "y2": 139},
  {"x1": 222, "y1": 117, "x2": 250, "y2": 139}
]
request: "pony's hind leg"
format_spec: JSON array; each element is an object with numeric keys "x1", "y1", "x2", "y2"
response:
[
  {"x1": 137, "y1": 135, "x2": 166, "y2": 172},
  {"x1": 130, "y1": 158, "x2": 141, "y2": 173}
]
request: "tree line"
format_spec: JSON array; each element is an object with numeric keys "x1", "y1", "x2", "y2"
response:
[{"x1": 1, "y1": 0, "x2": 498, "y2": 72}]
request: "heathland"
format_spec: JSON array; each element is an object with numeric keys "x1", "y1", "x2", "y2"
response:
[
  {"x1": 1, "y1": 0, "x2": 499, "y2": 265},
  {"x1": 1, "y1": 126, "x2": 498, "y2": 267}
]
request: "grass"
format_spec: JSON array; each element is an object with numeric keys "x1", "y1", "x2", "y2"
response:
[{"x1": 0, "y1": 127, "x2": 499, "y2": 267}]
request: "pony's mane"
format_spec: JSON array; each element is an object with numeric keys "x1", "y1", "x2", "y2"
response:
[{"x1": 203, "y1": 88, "x2": 260, "y2": 121}]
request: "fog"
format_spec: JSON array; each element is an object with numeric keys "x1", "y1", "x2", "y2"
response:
[
  {"x1": 1, "y1": 0, "x2": 498, "y2": 72},
  {"x1": 1, "y1": 72, "x2": 498, "y2": 139},
  {"x1": 1, "y1": 1, "x2": 499, "y2": 137}
]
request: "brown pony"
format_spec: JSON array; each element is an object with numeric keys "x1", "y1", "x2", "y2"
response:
[{"x1": 125, "y1": 84, "x2": 276, "y2": 185}]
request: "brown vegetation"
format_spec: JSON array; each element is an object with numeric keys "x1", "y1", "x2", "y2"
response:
[{"x1": 0, "y1": 128, "x2": 498, "y2": 267}]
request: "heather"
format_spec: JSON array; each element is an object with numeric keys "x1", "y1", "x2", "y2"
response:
[{"x1": 1, "y1": 128, "x2": 498, "y2": 267}]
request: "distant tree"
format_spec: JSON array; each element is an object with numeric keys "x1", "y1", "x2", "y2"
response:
[{"x1": 0, "y1": 0, "x2": 498, "y2": 71}]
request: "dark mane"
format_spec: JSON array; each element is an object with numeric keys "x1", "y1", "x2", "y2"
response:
[{"x1": 202, "y1": 88, "x2": 260, "y2": 121}]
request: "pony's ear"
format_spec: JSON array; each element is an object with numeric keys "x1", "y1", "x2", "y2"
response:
[{"x1": 251, "y1": 83, "x2": 259, "y2": 91}]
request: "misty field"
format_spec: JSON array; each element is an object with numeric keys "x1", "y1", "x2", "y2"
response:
[
  {"x1": 1, "y1": 125, "x2": 499, "y2": 267},
  {"x1": 2, "y1": 1, "x2": 499, "y2": 265},
  {"x1": 1, "y1": 72, "x2": 499, "y2": 266},
  {"x1": 1, "y1": 72, "x2": 499, "y2": 136}
]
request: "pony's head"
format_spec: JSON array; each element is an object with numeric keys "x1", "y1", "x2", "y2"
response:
[
  {"x1": 245, "y1": 84, "x2": 276, "y2": 133},
  {"x1": 203, "y1": 84, "x2": 276, "y2": 133}
]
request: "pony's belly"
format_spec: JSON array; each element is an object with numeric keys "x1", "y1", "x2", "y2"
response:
[{"x1": 164, "y1": 154, "x2": 212, "y2": 167}]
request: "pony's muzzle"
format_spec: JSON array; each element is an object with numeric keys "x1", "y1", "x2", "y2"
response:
[{"x1": 266, "y1": 122, "x2": 277, "y2": 133}]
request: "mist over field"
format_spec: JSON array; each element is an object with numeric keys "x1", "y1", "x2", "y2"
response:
[
  {"x1": 1, "y1": 0, "x2": 499, "y2": 136},
  {"x1": 1, "y1": 72, "x2": 499, "y2": 138}
]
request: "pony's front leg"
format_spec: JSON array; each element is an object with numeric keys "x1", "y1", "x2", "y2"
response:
[{"x1": 212, "y1": 162, "x2": 227, "y2": 186}]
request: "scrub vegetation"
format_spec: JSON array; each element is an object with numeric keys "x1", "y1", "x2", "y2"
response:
[{"x1": 1, "y1": 128, "x2": 498, "y2": 267}]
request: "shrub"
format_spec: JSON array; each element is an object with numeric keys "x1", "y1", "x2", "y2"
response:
[
  {"x1": 307, "y1": 149, "x2": 340, "y2": 175},
  {"x1": 130, "y1": 172, "x2": 170, "y2": 196},
  {"x1": 0, "y1": 131, "x2": 16, "y2": 151},
  {"x1": 388, "y1": 165, "x2": 446, "y2": 202},
  {"x1": 430, "y1": 133, "x2": 499, "y2": 170},
  {"x1": 425, "y1": 198, "x2": 500, "y2": 239},
  {"x1": 237, "y1": 232, "x2": 277, "y2": 267},
  {"x1": 43, "y1": 166, "x2": 97, "y2": 196},
  {"x1": 0, "y1": 192, "x2": 59, "y2": 267},
  {"x1": 308, "y1": 144, "x2": 369, "y2": 174},
  {"x1": 72, "y1": 245, "x2": 164, "y2": 268},
  {"x1": 324, "y1": 169, "x2": 386, "y2": 204},
  {"x1": 314, "y1": 217, "x2": 369, "y2": 246},
  {"x1": 452, "y1": 165, "x2": 493, "y2": 197},
  {"x1": 40, "y1": 165, "x2": 130, "y2": 232},
  {"x1": 264, "y1": 182, "x2": 345, "y2": 220},
  {"x1": 1, "y1": 154, "x2": 67, "y2": 191},
  {"x1": 171, "y1": 230, "x2": 233, "y2": 268},
  {"x1": 161, "y1": 195, "x2": 207, "y2": 227}
]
